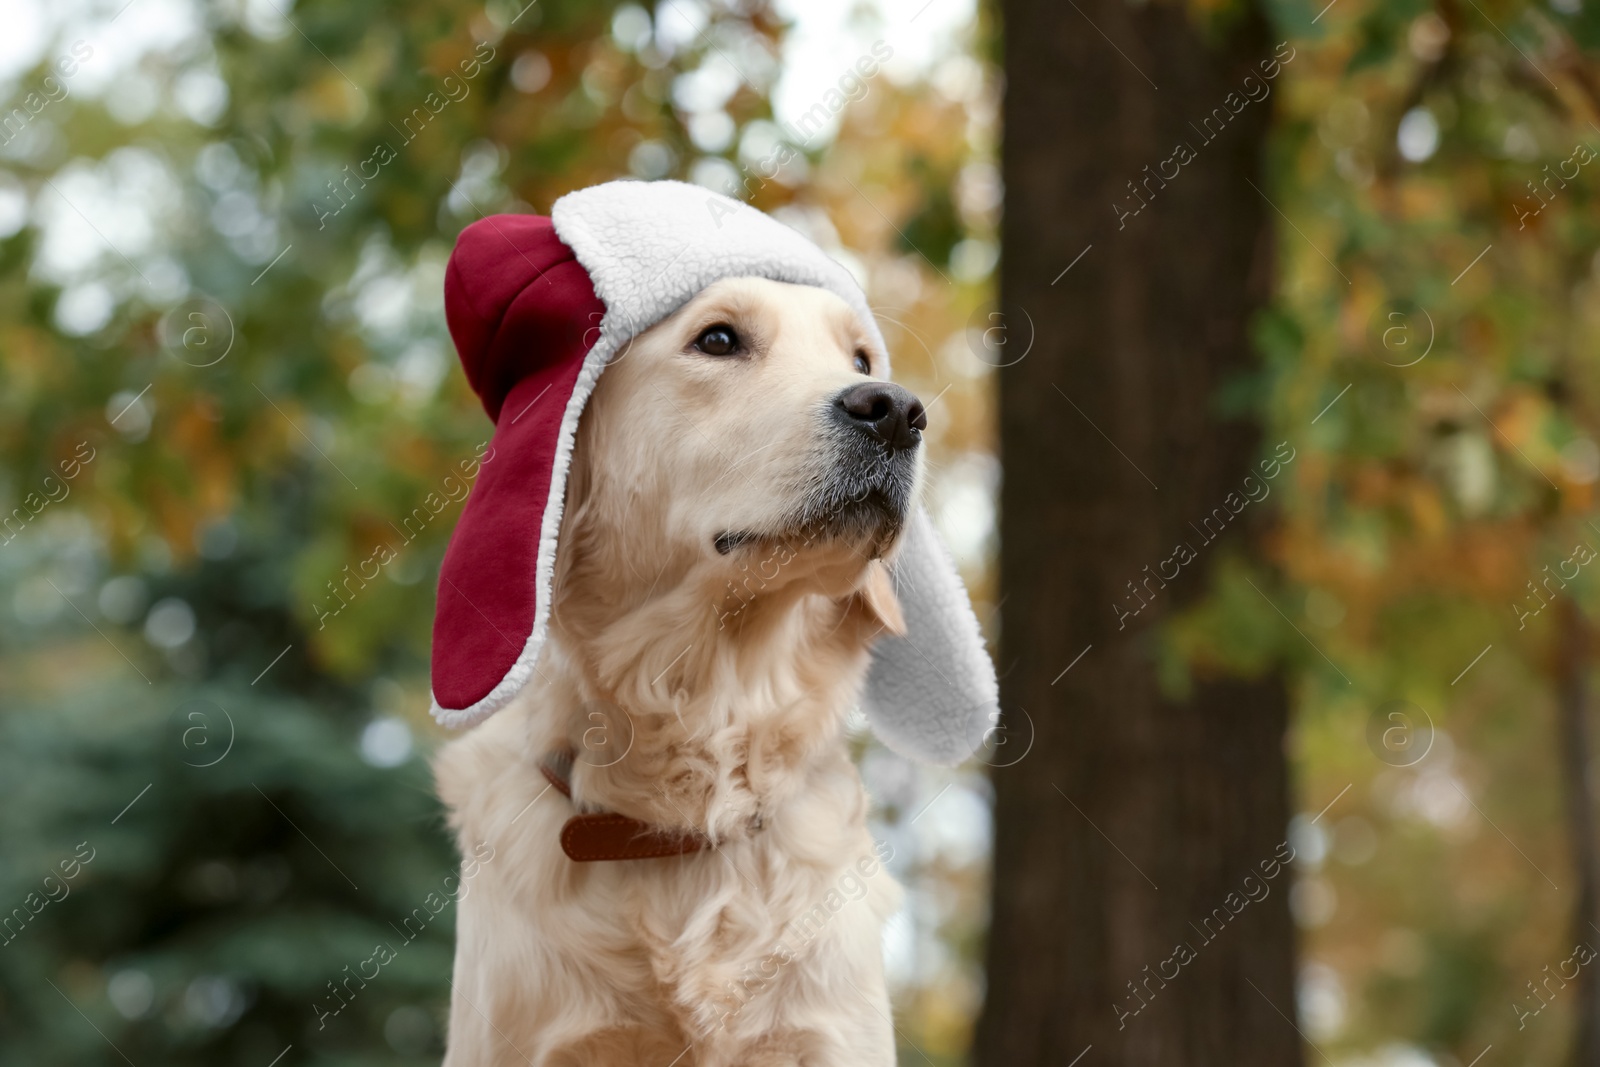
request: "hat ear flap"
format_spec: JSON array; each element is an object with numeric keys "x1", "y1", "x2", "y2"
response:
[
  {"x1": 430, "y1": 213, "x2": 609, "y2": 728},
  {"x1": 862, "y1": 508, "x2": 998, "y2": 765}
]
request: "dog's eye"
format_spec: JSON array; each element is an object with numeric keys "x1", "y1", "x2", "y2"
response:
[
  {"x1": 853, "y1": 350, "x2": 871, "y2": 375},
  {"x1": 694, "y1": 326, "x2": 740, "y2": 356}
]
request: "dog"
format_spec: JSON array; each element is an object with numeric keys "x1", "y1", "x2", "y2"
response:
[{"x1": 434, "y1": 275, "x2": 928, "y2": 1066}]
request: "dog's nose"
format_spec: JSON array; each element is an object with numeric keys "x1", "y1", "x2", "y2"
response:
[{"x1": 835, "y1": 382, "x2": 927, "y2": 451}]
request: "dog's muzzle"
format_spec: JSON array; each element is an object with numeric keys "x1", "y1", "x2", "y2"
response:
[
  {"x1": 713, "y1": 384, "x2": 926, "y2": 557},
  {"x1": 802, "y1": 382, "x2": 924, "y2": 543}
]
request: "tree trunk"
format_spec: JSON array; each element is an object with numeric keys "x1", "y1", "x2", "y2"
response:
[
  {"x1": 976, "y1": 1, "x2": 1301, "y2": 1065},
  {"x1": 1555, "y1": 599, "x2": 1600, "y2": 1066}
]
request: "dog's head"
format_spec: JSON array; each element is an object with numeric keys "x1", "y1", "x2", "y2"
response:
[
  {"x1": 431, "y1": 182, "x2": 996, "y2": 765},
  {"x1": 562, "y1": 277, "x2": 923, "y2": 619}
]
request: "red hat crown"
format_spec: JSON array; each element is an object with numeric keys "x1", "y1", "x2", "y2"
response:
[{"x1": 443, "y1": 215, "x2": 605, "y2": 422}]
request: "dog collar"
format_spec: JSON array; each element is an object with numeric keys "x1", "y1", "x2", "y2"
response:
[{"x1": 538, "y1": 749, "x2": 708, "y2": 863}]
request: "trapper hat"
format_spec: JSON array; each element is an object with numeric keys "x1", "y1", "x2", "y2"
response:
[{"x1": 432, "y1": 179, "x2": 997, "y2": 765}]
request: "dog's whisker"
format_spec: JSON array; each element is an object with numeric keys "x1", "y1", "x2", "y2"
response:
[
  {"x1": 728, "y1": 438, "x2": 787, "y2": 468},
  {"x1": 701, "y1": 438, "x2": 785, "y2": 495}
]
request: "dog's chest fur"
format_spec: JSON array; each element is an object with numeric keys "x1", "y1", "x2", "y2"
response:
[{"x1": 435, "y1": 694, "x2": 901, "y2": 1066}]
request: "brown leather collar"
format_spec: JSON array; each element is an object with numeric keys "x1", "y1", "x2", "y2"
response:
[{"x1": 540, "y1": 749, "x2": 708, "y2": 862}]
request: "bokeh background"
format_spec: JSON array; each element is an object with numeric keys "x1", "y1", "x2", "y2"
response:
[{"x1": 2, "y1": 0, "x2": 1599, "y2": 1063}]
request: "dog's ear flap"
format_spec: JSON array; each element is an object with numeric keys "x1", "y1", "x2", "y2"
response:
[
  {"x1": 853, "y1": 560, "x2": 906, "y2": 637},
  {"x1": 862, "y1": 508, "x2": 999, "y2": 766}
]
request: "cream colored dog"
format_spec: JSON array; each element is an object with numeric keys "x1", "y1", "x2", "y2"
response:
[{"x1": 435, "y1": 276, "x2": 928, "y2": 1066}]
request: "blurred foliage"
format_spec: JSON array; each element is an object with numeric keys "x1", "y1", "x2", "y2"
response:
[
  {"x1": 1158, "y1": 0, "x2": 1600, "y2": 1062},
  {"x1": 0, "y1": 0, "x2": 998, "y2": 1063}
]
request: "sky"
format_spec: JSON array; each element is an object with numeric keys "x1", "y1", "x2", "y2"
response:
[
  {"x1": 772, "y1": 0, "x2": 974, "y2": 126},
  {"x1": 0, "y1": 0, "x2": 976, "y2": 114}
]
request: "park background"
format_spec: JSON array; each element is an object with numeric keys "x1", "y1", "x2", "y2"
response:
[{"x1": 3, "y1": 0, "x2": 1600, "y2": 1064}]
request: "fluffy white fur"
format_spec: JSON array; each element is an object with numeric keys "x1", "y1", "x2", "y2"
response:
[
  {"x1": 436, "y1": 279, "x2": 920, "y2": 1066},
  {"x1": 431, "y1": 180, "x2": 997, "y2": 767}
]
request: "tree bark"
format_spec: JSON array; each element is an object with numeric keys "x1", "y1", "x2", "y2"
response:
[
  {"x1": 976, "y1": 1, "x2": 1301, "y2": 1065},
  {"x1": 1555, "y1": 599, "x2": 1600, "y2": 1066}
]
